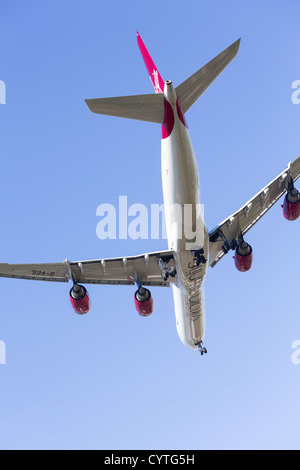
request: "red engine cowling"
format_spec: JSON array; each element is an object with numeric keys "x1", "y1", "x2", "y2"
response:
[
  {"x1": 234, "y1": 241, "x2": 253, "y2": 272},
  {"x1": 134, "y1": 287, "x2": 154, "y2": 317},
  {"x1": 69, "y1": 284, "x2": 90, "y2": 315},
  {"x1": 282, "y1": 188, "x2": 300, "y2": 221}
]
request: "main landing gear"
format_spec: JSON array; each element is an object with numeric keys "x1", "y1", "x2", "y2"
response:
[
  {"x1": 195, "y1": 341, "x2": 207, "y2": 356},
  {"x1": 158, "y1": 257, "x2": 177, "y2": 282},
  {"x1": 191, "y1": 248, "x2": 207, "y2": 267}
]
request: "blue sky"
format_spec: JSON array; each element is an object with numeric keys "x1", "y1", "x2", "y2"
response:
[{"x1": 0, "y1": 0, "x2": 299, "y2": 450}]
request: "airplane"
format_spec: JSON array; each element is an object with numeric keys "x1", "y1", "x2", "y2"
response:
[{"x1": 0, "y1": 33, "x2": 299, "y2": 355}]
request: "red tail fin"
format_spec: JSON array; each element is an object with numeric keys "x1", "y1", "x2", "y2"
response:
[{"x1": 137, "y1": 31, "x2": 164, "y2": 94}]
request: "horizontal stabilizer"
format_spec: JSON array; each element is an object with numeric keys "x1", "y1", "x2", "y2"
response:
[
  {"x1": 176, "y1": 38, "x2": 241, "y2": 114},
  {"x1": 85, "y1": 93, "x2": 165, "y2": 123}
]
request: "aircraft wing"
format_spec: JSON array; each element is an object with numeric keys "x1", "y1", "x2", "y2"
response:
[
  {"x1": 0, "y1": 250, "x2": 176, "y2": 287},
  {"x1": 209, "y1": 156, "x2": 300, "y2": 268}
]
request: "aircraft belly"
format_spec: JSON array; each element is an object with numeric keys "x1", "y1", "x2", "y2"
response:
[
  {"x1": 172, "y1": 283, "x2": 205, "y2": 349},
  {"x1": 161, "y1": 119, "x2": 208, "y2": 349}
]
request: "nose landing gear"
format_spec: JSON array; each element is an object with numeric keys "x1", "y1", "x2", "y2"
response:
[{"x1": 195, "y1": 341, "x2": 207, "y2": 356}]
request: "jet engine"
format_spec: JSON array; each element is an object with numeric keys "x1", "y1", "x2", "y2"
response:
[
  {"x1": 234, "y1": 241, "x2": 253, "y2": 272},
  {"x1": 282, "y1": 188, "x2": 300, "y2": 221},
  {"x1": 69, "y1": 284, "x2": 90, "y2": 315},
  {"x1": 134, "y1": 287, "x2": 154, "y2": 317}
]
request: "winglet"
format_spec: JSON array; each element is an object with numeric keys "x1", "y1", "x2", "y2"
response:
[{"x1": 137, "y1": 31, "x2": 164, "y2": 94}]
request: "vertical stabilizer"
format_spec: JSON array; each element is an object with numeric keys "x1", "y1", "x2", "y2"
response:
[{"x1": 137, "y1": 31, "x2": 164, "y2": 94}]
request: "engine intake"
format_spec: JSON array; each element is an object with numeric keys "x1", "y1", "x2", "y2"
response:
[
  {"x1": 134, "y1": 287, "x2": 154, "y2": 317},
  {"x1": 69, "y1": 284, "x2": 90, "y2": 315},
  {"x1": 234, "y1": 241, "x2": 253, "y2": 272},
  {"x1": 282, "y1": 188, "x2": 300, "y2": 221}
]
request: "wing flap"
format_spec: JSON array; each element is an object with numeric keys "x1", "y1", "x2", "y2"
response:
[{"x1": 70, "y1": 250, "x2": 175, "y2": 286}]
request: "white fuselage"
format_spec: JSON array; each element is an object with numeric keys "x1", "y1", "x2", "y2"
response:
[{"x1": 161, "y1": 81, "x2": 209, "y2": 349}]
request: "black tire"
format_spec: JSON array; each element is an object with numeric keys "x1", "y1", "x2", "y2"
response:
[{"x1": 168, "y1": 266, "x2": 177, "y2": 277}]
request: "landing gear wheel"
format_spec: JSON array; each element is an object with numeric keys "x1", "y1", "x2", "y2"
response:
[
  {"x1": 192, "y1": 249, "x2": 207, "y2": 267},
  {"x1": 168, "y1": 266, "x2": 177, "y2": 277},
  {"x1": 160, "y1": 265, "x2": 177, "y2": 281}
]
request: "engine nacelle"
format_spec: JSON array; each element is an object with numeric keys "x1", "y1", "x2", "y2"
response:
[
  {"x1": 282, "y1": 188, "x2": 300, "y2": 221},
  {"x1": 69, "y1": 284, "x2": 90, "y2": 315},
  {"x1": 134, "y1": 287, "x2": 154, "y2": 317},
  {"x1": 234, "y1": 241, "x2": 253, "y2": 272}
]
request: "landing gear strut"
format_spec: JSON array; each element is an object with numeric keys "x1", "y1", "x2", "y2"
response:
[{"x1": 195, "y1": 341, "x2": 207, "y2": 356}]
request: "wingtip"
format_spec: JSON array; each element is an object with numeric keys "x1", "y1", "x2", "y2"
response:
[
  {"x1": 85, "y1": 99, "x2": 96, "y2": 113},
  {"x1": 230, "y1": 37, "x2": 241, "y2": 55}
]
